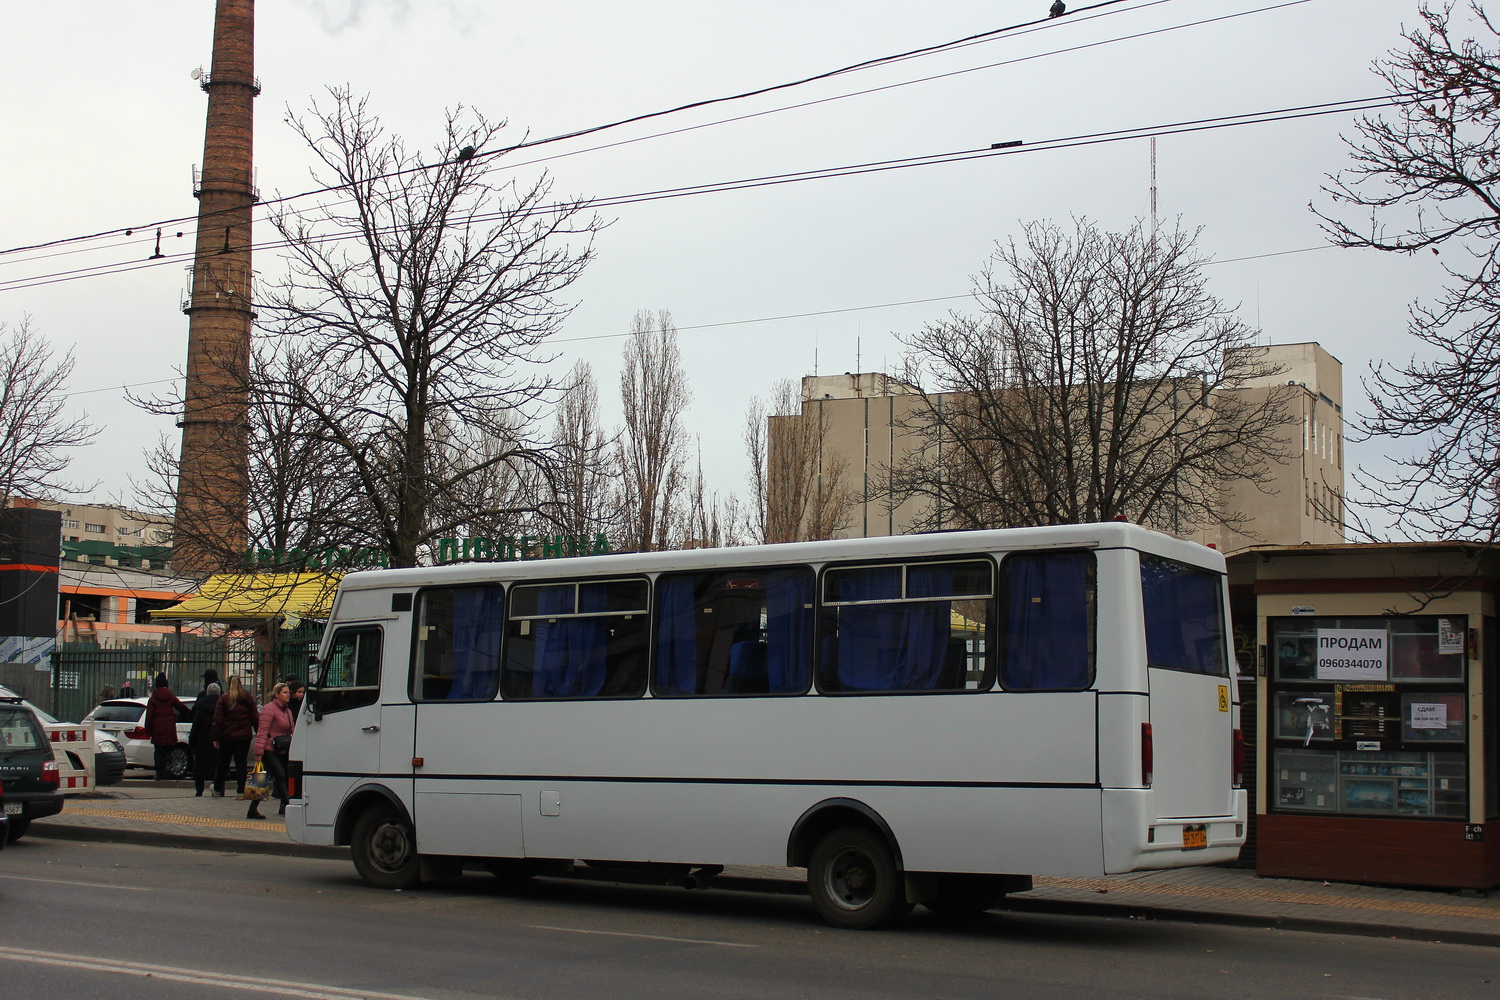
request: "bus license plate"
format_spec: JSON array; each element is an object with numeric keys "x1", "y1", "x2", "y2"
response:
[
  {"x1": 4, "y1": 802, "x2": 21, "y2": 816},
  {"x1": 1183, "y1": 825, "x2": 1208, "y2": 850}
]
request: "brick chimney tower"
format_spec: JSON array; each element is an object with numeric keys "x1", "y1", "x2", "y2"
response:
[{"x1": 175, "y1": 0, "x2": 257, "y2": 577}]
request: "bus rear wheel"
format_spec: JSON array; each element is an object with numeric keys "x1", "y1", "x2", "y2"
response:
[
  {"x1": 808, "y1": 826, "x2": 912, "y2": 929},
  {"x1": 351, "y1": 804, "x2": 420, "y2": 890}
]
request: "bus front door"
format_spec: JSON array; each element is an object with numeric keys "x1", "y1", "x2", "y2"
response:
[{"x1": 300, "y1": 625, "x2": 387, "y2": 832}]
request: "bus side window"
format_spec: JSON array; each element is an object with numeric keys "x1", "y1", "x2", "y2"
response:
[
  {"x1": 503, "y1": 578, "x2": 649, "y2": 699},
  {"x1": 313, "y1": 627, "x2": 383, "y2": 714},
  {"x1": 413, "y1": 586, "x2": 503, "y2": 702},
  {"x1": 654, "y1": 567, "x2": 813, "y2": 697},
  {"x1": 818, "y1": 559, "x2": 993, "y2": 694},
  {"x1": 1000, "y1": 551, "x2": 1095, "y2": 690}
]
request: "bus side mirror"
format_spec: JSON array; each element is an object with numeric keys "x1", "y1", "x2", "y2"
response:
[{"x1": 305, "y1": 684, "x2": 322, "y2": 722}]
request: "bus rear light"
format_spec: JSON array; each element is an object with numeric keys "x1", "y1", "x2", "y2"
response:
[
  {"x1": 1141, "y1": 723, "x2": 1154, "y2": 787},
  {"x1": 1232, "y1": 728, "x2": 1245, "y2": 787},
  {"x1": 41, "y1": 760, "x2": 60, "y2": 787}
]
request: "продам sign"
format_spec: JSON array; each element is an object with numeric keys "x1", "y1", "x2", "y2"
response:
[{"x1": 1315, "y1": 628, "x2": 1388, "y2": 681}]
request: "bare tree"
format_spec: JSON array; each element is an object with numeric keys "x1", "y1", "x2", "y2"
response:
[
  {"x1": 540, "y1": 360, "x2": 619, "y2": 540},
  {"x1": 0, "y1": 317, "x2": 98, "y2": 503},
  {"x1": 885, "y1": 218, "x2": 1295, "y2": 533},
  {"x1": 248, "y1": 89, "x2": 602, "y2": 567},
  {"x1": 1316, "y1": 2, "x2": 1500, "y2": 541},
  {"x1": 682, "y1": 441, "x2": 743, "y2": 548},
  {"x1": 137, "y1": 342, "x2": 364, "y2": 570},
  {"x1": 616, "y1": 310, "x2": 690, "y2": 551},
  {"x1": 744, "y1": 378, "x2": 856, "y2": 543}
]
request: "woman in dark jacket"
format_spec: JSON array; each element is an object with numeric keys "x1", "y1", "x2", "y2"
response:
[
  {"x1": 142, "y1": 673, "x2": 189, "y2": 782},
  {"x1": 211, "y1": 675, "x2": 259, "y2": 797},
  {"x1": 189, "y1": 668, "x2": 222, "y2": 797}
]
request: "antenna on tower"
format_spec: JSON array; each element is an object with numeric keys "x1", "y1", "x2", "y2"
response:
[{"x1": 1149, "y1": 136, "x2": 1158, "y2": 239}]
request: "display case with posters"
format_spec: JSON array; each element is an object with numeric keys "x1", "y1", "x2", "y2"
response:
[{"x1": 1267, "y1": 615, "x2": 1469, "y2": 821}]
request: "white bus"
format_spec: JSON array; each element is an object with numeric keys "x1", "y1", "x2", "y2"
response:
[{"x1": 286, "y1": 522, "x2": 1245, "y2": 928}]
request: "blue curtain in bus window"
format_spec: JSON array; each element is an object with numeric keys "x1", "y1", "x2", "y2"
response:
[
  {"x1": 558, "y1": 583, "x2": 611, "y2": 696},
  {"x1": 763, "y1": 571, "x2": 812, "y2": 692},
  {"x1": 445, "y1": 586, "x2": 502, "y2": 700},
  {"x1": 831, "y1": 569, "x2": 948, "y2": 691},
  {"x1": 530, "y1": 586, "x2": 578, "y2": 697},
  {"x1": 1141, "y1": 555, "x2": 1225, "y2": 674},
  {"x1": 655, "y1": 576, "x2": 700, "y2": 695},
  {"x1": 1003, "y1": 552, "x2": 1091, "y2": 690}
]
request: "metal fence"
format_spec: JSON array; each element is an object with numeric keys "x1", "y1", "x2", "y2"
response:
[{"x1": 48, "y1": 624, "x2": 324, "y2": 723}]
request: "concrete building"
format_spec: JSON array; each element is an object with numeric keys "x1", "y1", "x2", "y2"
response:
[{"x1": 770, "y1": 342, "x2": 1345, "y2": 552}]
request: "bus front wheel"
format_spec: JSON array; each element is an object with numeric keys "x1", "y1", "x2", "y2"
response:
[
  {"x1": 351, "y1": 804, "x2": 420, "y2": 890},
  {"x1": 808, "y1": 826, "x2": 912, "y2": 929}
]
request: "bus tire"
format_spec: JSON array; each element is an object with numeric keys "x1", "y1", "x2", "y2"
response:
[
  {"x1": 808, "y1": 826, "x2": 912, "y2": 929},
  {"x1": 350, "y1": 804, "x2": 421, "y2": 890}
]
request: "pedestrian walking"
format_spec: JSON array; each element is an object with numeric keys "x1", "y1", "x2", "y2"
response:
[
  {"x1": 251, "y1": 682, "x2": 295, "y2": 819},
  {"x1": 142, "y1": 673, "x2": 189, "y2": 781},
  {"x1": 212, "y1": 675, "x2": 259, "y2": 797},
  {"x1": 189, "y1": 669, "x2": 222, "y2": 797}
]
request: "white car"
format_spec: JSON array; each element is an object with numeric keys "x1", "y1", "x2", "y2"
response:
[
  {"x1": 82, "y1": 697, "x2": 196, "y2": 780},
  {"x1": 0, "y1": 684, "x2": 127, "y2": 792}
]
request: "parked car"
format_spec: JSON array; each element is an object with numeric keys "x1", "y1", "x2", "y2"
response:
[
  {"x1": 82, "y1": 697, "x2": 195, "y2": 779},
  {"x1": 0, "y1": 779, "x2": 8, "y2": 848},
  {"x1": 0, "y1": 695, "x2": 64, "y2": 841},
  {"x1": 0, "y1": 685, "x2": 128, "y2": 791}
]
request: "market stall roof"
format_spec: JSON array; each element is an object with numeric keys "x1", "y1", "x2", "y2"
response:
[{"x1": 149, "y1": 572, "x2": 341, "y2": 627}]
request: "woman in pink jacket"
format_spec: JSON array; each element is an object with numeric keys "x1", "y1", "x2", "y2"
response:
[{"x1": 251, "y1": 682, "x2": 295, "y2": 819}]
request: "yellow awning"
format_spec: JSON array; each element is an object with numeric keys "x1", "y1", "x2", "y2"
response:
[{"x1": 149, "y1": 572, "x2": 341, "y2": 627}]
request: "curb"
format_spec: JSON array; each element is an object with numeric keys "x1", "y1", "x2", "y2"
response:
[
  {"x1": 998, "y1": 896, "x2": 1500, "y2": 949},
  {"x1": 31, "y1": 822, "x2": 347, "y2": 861}
]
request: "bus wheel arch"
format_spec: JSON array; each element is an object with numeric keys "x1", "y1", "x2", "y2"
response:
[
  {"x1": 786, "y1": 798, "x2": 903, "y2": 870},
  {"x1": 334, "y1": 784, "x2": 411, "y2": 847}
]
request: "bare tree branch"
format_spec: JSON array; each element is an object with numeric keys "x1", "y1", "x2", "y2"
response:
[
  {"x1": 0, "y1": 317, "x2": 99, "y2": 504},
  {"x1": 1315, "y1": 2, "x2": 1500, "y2": 542},
  {"x1": 883, "y1": 218, "x2": 1294, "y2": 534}
]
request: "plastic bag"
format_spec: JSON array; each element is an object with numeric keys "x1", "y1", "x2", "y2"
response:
[{"x1": 241, "y1": 761, "x2": 272, "y2": 801}]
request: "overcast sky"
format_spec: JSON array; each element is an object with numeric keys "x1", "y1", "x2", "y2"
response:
[{"x1": 0, "y1": 0, "x2": 1454, "y2": 534}]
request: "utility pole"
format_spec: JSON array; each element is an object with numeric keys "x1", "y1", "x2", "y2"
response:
[{"x1": 174, "y1": 0, "x2": 257, "y2": 577}]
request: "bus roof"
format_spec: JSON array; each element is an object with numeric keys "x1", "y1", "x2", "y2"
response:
[{"x1": 334, "y1": 522, "x2": 1224, "y2": 594}]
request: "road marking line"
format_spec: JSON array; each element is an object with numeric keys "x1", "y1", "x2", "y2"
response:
[
  {"x1": 526, "y1": 924, "x2": 757, "y2": 948},
  {"x1": 0, "y1": 947, "x2": 450, "y2": 1000},
  {"x1": 0, "y1": 874, "x2": 150, "y2": 891}
]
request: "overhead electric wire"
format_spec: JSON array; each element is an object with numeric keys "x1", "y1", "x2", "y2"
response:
[
  {"x1": 0, "y1": 92, "x2": 1405, "y2": 295},
  {"x1": 0, "y1": 0, "x2": 1221, "y2": 261},
  {"x1": 56, "y1": 239, "x2": 1347, "y2": 401}
]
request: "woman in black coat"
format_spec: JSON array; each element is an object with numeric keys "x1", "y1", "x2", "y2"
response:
[{"x1": 189, "y1": 669, "x2": 222, "y2": 797}]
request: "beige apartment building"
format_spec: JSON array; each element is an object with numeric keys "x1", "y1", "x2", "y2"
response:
[{"x1": 771, "y1": 342, "x2": 1345, "y2": 553}]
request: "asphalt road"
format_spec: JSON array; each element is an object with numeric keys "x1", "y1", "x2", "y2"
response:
[{"x1": 2, "y1": 838, "x2": 1495, "y2": 1000}]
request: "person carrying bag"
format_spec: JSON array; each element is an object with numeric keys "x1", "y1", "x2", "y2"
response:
[
  {"x1": 242, "y1": 762, "x2": 272, "y2": 807},
  {"x1": 251, "y1": 682, "x2": 296, "y2": 819}
]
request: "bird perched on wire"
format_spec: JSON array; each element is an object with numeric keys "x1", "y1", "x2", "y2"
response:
[
  {"x1": 456, "y1": 145, "x2": 476, "y2": 162},
  {"x1": 1050, "y1": 1, "x2": 1066, "y2": 16}
]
